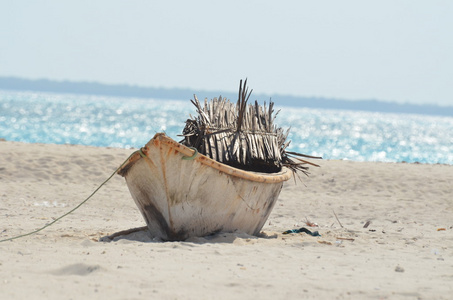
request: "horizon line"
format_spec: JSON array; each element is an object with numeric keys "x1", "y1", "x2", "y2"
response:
[{"x1": 1, "y1": 76, "x2": 452, "y2": 117}]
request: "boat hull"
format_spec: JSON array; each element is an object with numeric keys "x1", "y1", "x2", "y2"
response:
[{"x1": 118, "y1": 133, "x2": 292, "y2": 241}]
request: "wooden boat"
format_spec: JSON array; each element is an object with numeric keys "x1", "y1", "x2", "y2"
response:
[{"x1": 118, "y1": 133, "x2": 292, "y2": 241}]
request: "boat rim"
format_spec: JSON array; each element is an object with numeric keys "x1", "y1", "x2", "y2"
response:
[{"x1": 118, "y1": 133, "x2": 293, "y2": 183}]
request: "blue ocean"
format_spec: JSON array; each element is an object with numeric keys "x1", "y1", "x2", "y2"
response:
[{"x1": 1, "y1": 90, "x2": 452, "y2": 164}]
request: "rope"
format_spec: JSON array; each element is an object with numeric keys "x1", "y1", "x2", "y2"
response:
[
  {"x1": 182, "y1": 147, "x2": 198, "y2": 160},
  {"x1": 0, "y1": 150, "x2": 139, "y2": 243}
]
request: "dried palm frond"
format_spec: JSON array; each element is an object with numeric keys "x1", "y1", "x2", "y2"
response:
[{"x1": 180, "y1": 79, "x2": 321, "y2": 175}]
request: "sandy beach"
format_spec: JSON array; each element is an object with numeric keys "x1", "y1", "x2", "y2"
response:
[{"x1": 1, "y1": 140, "x2": 452, "y2": 299}]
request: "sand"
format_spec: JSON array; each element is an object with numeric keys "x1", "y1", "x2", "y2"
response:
[{"x1": 0, "y1": 140, "x2": 452, "y2": 299}]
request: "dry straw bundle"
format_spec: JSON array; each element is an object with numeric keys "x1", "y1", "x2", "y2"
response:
[{"x1": 181, "y1": 80, "x2": 320, "y2": 175}]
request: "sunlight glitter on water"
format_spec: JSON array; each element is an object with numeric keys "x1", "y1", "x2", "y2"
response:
[{"x1": 1, "y1": 90, "x2": 452, "y2": 164}]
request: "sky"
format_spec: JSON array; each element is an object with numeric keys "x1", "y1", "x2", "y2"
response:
[{"x1": 1, "y1": 1, "x2": 452, "y2": 107}]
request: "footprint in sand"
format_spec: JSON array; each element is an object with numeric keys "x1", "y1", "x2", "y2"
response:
[{"x1": 51, "y1": 263, "x2": 102, "y2": 276}]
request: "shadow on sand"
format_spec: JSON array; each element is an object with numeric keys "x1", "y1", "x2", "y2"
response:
[{"x1": 99, "y1": 226, "x2": 278, "y2": 244}]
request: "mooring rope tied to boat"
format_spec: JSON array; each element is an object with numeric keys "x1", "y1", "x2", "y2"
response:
[
  {"x1": 138, "y1": 148, "x2": 147, "y2": 158},
  {"x1": 0, "y1": 150, "x2": 140, "y2": 243}
]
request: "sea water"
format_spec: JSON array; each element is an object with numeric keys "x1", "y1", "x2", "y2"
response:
[{"x1": 1, "y1": 90, "x2": 452, "y2": 164}]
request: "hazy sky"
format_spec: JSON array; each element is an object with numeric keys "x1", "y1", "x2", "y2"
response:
[{"x1": 1, "y1": 1, "x2": 452, "y2": 106}]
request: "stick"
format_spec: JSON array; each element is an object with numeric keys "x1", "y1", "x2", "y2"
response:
[
  {"x1": 104, "y1": 226, "x2": 148, "y2": 240},
  {"x1": 332, "y1": 209, "x2": 344, "y2": 228}
]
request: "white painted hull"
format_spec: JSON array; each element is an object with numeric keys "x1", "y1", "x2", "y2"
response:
[{"x1": 118, "y1": 133, "x2": 292, "y2": 241}]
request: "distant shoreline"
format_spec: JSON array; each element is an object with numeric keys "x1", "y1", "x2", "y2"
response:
[{"x1": 1, "y1": 76, "x2": 452, "y2": 117}]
